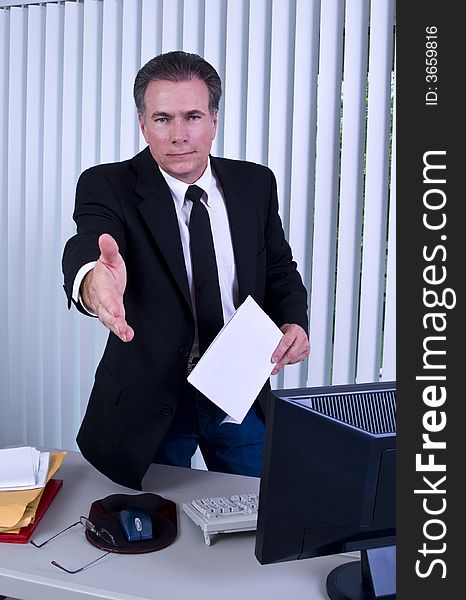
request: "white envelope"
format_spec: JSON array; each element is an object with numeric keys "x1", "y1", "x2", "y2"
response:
[{"x1": 187, "y1": 296, "x2": 283, "y2": 423}]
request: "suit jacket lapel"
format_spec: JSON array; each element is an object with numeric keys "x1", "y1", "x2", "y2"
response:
[
  {"x1": 133, "y1": 148, "x2": 193, "y2": 311},
  {"x1": 211, "y1": 157, "x2": 258, "y2": 305}
]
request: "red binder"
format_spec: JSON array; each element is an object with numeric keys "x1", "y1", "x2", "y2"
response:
[{"x1": 0, "y1": 479, "x2": 63, "y2": 544}]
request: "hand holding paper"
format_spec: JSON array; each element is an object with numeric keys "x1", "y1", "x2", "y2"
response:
[{"x1": 271, "y1": 322, "x2": 310, "y2": 375}]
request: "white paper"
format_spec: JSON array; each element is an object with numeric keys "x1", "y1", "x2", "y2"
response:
[
  {"x1": 187, "y1": 295, "x2": 283, "y2": 424},
  {"x1": 35, "y1": 451, "x2": 51, "y2": 488},
  {"x1": 0, "y1": 446, "x2": 50, "y2": 490}
]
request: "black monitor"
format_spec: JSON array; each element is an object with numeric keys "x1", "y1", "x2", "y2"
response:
[{"x1": 255, "y1": 381, "x2": 396, "y2": 600}]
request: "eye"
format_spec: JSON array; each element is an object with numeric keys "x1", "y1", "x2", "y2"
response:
[
  {"x1": 188, "y1": 114, "x2": 201, "y2": 121},
  {"x1": 154, "y1": 117, "x2": 168, "y2": 124}
]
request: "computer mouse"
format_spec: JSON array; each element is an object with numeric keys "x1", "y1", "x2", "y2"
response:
[{"x1": 119, "y1": 507, "x2": 153, "y2": 542}]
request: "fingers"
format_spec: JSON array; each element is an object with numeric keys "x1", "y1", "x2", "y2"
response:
[
  {"x1": 98, "y1": 233, "x2": 121, "y2": 267},
  {"x1": 271, "y1": 324, "x2": 310, "y2": 375},
  {"x1": 94, "y1": 296, "x2": 134, "y2": 343}
]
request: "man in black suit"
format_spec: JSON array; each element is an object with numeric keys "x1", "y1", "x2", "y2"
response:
[{"x1": 62, "y1": 51, "x2": 310, "y2": 490}]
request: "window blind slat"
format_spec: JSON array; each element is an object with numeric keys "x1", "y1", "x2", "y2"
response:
[
  {"x1": 120, "y1": 0, "x2": 141, "y2": 161},
  {"x1": 333, "y1": 0, "x2": 370, "y2": 384},
  {"x1": 357, "y1": 0, "x2": 394, "y2": 382},
  {"x1": 60, "y1": 0, "x2": 84, "y2": 447},
  {"x1": 284, "y1": 0, "x2": 320, "y2": 390},
  {"x1": 223, "y1": 0, "x2": 248, "y2": 160},
  {"x1": 268, "y1": 0, "x2": 296, "y2": 227},
  {"x1": 182, "y1": 0, "x2": 204, "y2": 55},
  {"x1": 245, "y1": 0, "x2": 270, "y2": 166},
  {"x1": 203, "y1": 0, "x2": 226, "y2": 157},
  {"x1": 42, "y1": 2, "x2": 64, "y2": 447},
  {"x1": 140, "y1": 0, "x2": 162, "y2": 73},
  {"x1": 162, "y1": 0, "x2": 182, "y2": 53},
  {"x1": 25, "y1": 5, "x2": 45, "y2": 445},
  {"x1": 7, "y1": 7, "x2": 27, "y2": 445},
  {"x1": 307, "y1": 0, "x2": 345, "y2": 386},
  {"x1": 80, "y1": 0, "x2": 107, "y2": 418},
  {"x1": 100, "y1": 0, "x2": 122, "y2": 163},
  {"x1": 382, "y1": 55, "x2": 396, "y2": 382},
  {"x1": 0, "y1": 8, "x2": 10, "y2": 446}
]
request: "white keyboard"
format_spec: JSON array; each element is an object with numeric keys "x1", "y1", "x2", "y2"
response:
[{"x1": 182, "y1": 493, "x2": 259, "y2": 545}]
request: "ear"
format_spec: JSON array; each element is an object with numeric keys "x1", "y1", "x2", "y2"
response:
[
  {"x1": 211, "y1": 111, "x2": 218, "y2": 141},
  {"x1": 138, "y1": 114, "x2": 148, "y2": 142}
]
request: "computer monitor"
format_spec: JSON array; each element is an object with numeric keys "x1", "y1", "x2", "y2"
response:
[{"x1": 255, "y1": 381, "x2": 396, "y2": 600}]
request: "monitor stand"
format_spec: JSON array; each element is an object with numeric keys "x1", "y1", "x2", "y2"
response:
[{"x1": 326, "y1": 545, "x2": 396, "y2": 600}]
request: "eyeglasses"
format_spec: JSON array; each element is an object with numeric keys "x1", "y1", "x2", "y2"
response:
[{"x1": 30, "y1": 516, "x2": 117, "y2": 573}]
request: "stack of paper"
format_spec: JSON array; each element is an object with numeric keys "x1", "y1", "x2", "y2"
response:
[
  {"x1": 0, "y1": 448, "x2": 67, "y2": 535},
  {"x1": 0, "y1": 447, "x2": 50, "y2": 491}
]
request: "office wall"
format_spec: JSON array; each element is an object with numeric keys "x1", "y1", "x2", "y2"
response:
[{"x1": 0, "y1": 0, "x2": 395, "y2": 451}]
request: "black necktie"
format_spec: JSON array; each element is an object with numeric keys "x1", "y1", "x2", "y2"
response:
[{"x1": 186, "y1": 185, "x2": 224, "y2": 355}]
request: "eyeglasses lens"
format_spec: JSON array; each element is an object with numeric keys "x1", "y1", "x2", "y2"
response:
[{"x1": 80, "y1": 516, "x2": 116, "y2": 547}]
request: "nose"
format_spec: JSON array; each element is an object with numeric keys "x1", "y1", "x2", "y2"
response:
[{"x1": 171, "y1": 118, "x2": 188, "y2": 143}]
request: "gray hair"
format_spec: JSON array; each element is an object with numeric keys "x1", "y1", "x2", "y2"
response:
[{"x1": 134, "y1": 50, "x2": 222, "y2": 117}]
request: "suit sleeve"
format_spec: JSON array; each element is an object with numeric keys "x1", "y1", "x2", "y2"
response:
[
  {"x1": 262, "y1": 169, "x2": 309, "y2": 334},
  {"x1": 62, "y1": 167, "x2": 127, "y2": 313}
]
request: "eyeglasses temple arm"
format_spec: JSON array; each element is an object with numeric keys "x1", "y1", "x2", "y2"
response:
[
  {"x1": 29, "y1": 521, "x2": 81, "y2": 548},
  {"x1": 51, "y1": 551, "x2": 112, "y2": 574}
]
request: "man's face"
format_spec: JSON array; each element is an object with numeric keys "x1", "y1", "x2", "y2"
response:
[{"x1": 139, "y1": 78, "x2": 218, "y2": 184}]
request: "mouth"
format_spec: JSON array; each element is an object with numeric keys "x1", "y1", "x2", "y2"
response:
[{"x1": 167, "y1": 151, "x2": 194, "y2": 158}]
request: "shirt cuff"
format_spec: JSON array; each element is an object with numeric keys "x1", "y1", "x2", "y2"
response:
[{"x1": 72, "y1": 262, "x2": 97, "y2": 316}]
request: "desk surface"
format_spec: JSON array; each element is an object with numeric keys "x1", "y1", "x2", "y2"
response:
[{"x1": 0, "y1": 451, "x2": 355, "y2": 600}]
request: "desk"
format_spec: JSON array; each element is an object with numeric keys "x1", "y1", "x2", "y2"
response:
[{"x1": 0, "y1": 451, "x2": 355, "y2": 600}]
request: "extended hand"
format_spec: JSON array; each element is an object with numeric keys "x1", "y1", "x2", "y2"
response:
[
  {"x1": 80, "y1": 233, "x2": 134, "y2": 342},
  {"x1": 271, "y1": 324, "x2": 310, "y2": 375}
]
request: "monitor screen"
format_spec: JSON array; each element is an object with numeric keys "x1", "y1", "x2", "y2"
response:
[{"x1": 255, "y1": 381, "x2": 396, "y2": 600}]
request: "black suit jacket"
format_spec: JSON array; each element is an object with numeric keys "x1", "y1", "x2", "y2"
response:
[{"x1": 62, "y1": 147, "x2": 308, "y2": 489}]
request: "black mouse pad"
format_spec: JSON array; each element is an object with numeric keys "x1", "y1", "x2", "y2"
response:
[{"x1": 85, "y1": 493, "x2": 177, "y2": 554}]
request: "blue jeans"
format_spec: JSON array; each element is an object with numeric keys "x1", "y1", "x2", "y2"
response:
[{"x1": 153, "y1": 385, "x2": 265, "y2": 477}]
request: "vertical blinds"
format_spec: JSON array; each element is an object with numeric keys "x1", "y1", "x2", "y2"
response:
[{"x1": 0, "y1": 0, "x2": 395, "y2": 451}]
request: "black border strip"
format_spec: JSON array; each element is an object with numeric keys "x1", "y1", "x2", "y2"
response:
[{"x1": 397, "y1": 2, "x2": 463, "y2": 597}]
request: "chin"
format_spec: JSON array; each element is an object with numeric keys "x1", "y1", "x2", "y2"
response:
[{"x1": 169, "y1": 165, "x2": 203, "y2": 182}]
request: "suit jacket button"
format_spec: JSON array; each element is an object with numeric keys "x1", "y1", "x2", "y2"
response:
[
  {"x1": 161, "y1": 404, "x2": 174, "y2": 416},
  {"x1": 179, "y1": 347, "x2": 189, "y2": 357}
]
